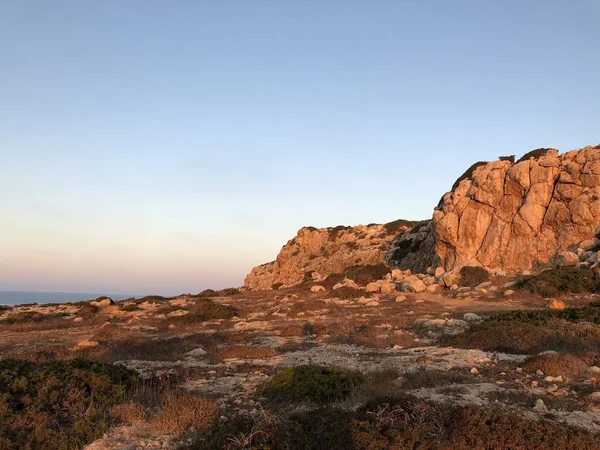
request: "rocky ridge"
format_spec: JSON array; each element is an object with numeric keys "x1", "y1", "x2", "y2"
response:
[
  {"x1": 244, "y1": 220, "x2": 421, "y2": 290},
  {"x1": 389, "y1": 145, "x2": 600, "y2": 273}
]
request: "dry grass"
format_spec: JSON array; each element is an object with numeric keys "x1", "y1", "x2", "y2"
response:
[
  {"x1": 217, "y1": 346, "x2": 277, "y2": 360},
  {"x1": 522, "y1": 353, "x2": 589, "y2": 378},
  {"x1": 152, "y1": 393, "x2": 217, "y2": 435},
  {"x1": 110, "y1": 403, "x2": 148, "y2": 425}
]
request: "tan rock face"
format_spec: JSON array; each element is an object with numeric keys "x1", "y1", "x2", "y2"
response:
[
  {"x1": 244, "y1": 221, "x2": 418, "y2": 290},
  {"x1": 389, "y1": 146, "x2": 600, "y2": 272}
]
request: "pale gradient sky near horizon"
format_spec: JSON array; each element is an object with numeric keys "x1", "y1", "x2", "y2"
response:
[{"x1": 1, "y1": 1, "x2": 599, "y2": 295}]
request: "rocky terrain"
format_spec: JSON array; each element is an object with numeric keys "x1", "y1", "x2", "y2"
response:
[
  {"x1": 390, "y1": 145, "x2": 600, "y2": 273},
  {"x1": 2, "y1": 145, "x2": 600, "y2": 450},
  {"x1": 2, "y1": 265, "x2": 600, "y2": 449},
  {"x1": 244, "y1": 220, "x2": 421, "y2": 290}
]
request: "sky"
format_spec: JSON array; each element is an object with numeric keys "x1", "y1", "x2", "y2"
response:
[{"x1": 1, "y1": 1, "x2": 599, "y2": 295}]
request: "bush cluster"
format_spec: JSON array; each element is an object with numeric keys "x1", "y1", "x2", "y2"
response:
[
  {"x1": 0, "y1": 358, "x2": 138, "y2": 450},
  {"x1": 459, "y1": 266, "x2": 490, "y2": 287},
  {"x1": 172, "y1": 300, "x2": 237, "y2": 324},
  {"x1": 257, "y1": 365, "x2": 364, "y2": 404},
  {"x1": 198, "y1": 395, "x2": 600, "y2": 450},
  {"x1": 342, "y1": 264, "x2": 390, "y2": 286},
  {"x1": 517, "y1": 267, "x2": 600, "y2": 297}
]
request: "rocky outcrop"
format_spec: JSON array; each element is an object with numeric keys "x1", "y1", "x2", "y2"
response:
[
  {"x1": 244, "y1": 221, "x2": 420, "y2": 290},
  {"x1": 389, "y1": 146, "x2": 600, "y2": 273}
]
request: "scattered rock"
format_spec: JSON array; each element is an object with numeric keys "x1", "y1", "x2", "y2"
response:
[
  {"x1": 311, "y1": 285, "x2": 326, "y2": 293},
  {"x1": 463, "y1": 313, "x2": 482, "y2": 322},
  {"x1": 73, "y1": 340, "x2": 99, "y2": 351},
  {"x1": 548, "y1": 299, "x2": 566, "y2": 310},
  {"x1": 533, "y1": 399, "x2": 548, "y2": 412},
  {"x1": 395, "y1": 295, "x2": 407, "y2": 303}
]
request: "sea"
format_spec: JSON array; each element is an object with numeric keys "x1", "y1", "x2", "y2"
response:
[{"x1": 0, "y1": 290, "x2": 135, "y2": 306}]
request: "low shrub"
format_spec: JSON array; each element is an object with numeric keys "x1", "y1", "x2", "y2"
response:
[
  {"x1": 342, "y1": 264, "x2": 390, "y2": 286},
  {"x1": 173, "y1": 300, "x2": 237, "y2": 323},
  {"x1": 499, "y1": 155, "x2": 515, "y2": 163},
  {"x1": 218, "y1": 288, "x2": 240, "y2": 297},
  {"x1": 0, "y1": 358, "x2": 139, "y2": 449},
  {"x1": 517, "y1": 148, "x2": 554, "y2": 163},
  {"x1": 195, "y1": 395, "x2": 600, "y2": 450},
  {"x1": 257, "y1": 365, "x2": 364, "y2": 404},
  {"x1": 217, "y1": 346, "x2": 277, "y2": 360},
  {"x1": 152, "y1": 393, "x2": 217, "y2": 435},
  {"x1": 522, "y1": 353, "x2": 588, "y2": 378},
  {"x1": 459, "y1": 266, "x2": 489, "y2": 287},
  {"x1": 384, "y1": 219, "x2": 423, "y2": 235},
  {"x1": 196, "y1": 289, "x2": 217, "y2": 298},
  {"x1": 517, "y1": 267, "x2": 600, "y2": 297},
  {"x1": 138, "y1": 295, "x2": 169, "y2": 303},
  {"x1": 333, "y1": 286, "x2": 371, "y2": 300},
  {"x1": 271, "y1": 282, "x2": 284, "y2": 290}
]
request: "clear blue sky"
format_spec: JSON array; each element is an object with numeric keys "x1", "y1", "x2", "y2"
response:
[{"x1": 1, "y1": 1, "x2": 598, "y2": 295}]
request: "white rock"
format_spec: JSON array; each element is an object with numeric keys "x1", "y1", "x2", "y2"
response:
[
  {"x1": 447, "y1": 319, "x2": 468, "y2": 327},
  {"x1": 365, "y1": 301, "x2": 380, "y2": 307},
  {"x1": 533, "y1": 399, "x2": 548, "y2": 412},
  {"x1": 310, "y1": 285, "x2": 326, "y2": 293},
  {"x1": 463, "y1": 313, "x2": 482, "y2": 321},
  {"x1": 544, "y1": 375, "x2": 563, "y2": 383}
]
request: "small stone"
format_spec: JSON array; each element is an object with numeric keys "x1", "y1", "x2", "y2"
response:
[
  {"x1": 311, "y1": 285, "x2": 326, "y2": 293},
  {"x1": 504, "y1": 289, "x2": 515, "y2": 296},
  {"x1": 395, "y1": 295, "x2": 407, "y2": 303},
  {"x1": 548, "y1": 299, "x2": 566, "y2": 310},
  {"x1": 415, "y1": 299, "x2": 425, "y2": 304},
  {"x1": 470, "y1": 367, "x2": 479, "y2": 375},
  {"x1": 533, "y1": 399, "x2": 548, "y2": 412},
  {"x1": 588, "y1": 392, "x2": 600, "y2": 403},
  {"x1": 544, "y1": 375, "x2": 564, "y2": 383},
  {"x1": 536, "y1": 370, "x2": 545, "y2": 376},
  {"x1": 365, "y1": 301, "x2": 380, "y2": 307},
  {"x1": 547, "y1": 384, "x2": 559, "y2": 393},
  {"x1": 589, "y1": 366, "x2": 600, "y2": 375},
  {"x1": 516, "y1": 367, "x2": 523, "y2": 373},
  {"x1": 358, "y1": 296, "x2": 370, "y2": 305}
]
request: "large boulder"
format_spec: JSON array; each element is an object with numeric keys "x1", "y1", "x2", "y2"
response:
[{"x1": 388, "y1": 146, "x2": 600, "y2": 273}]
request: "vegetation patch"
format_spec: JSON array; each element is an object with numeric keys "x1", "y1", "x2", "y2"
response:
[
  {"x1": 517, "y1": 267, "x2": 600, "y2": 297},
  {"x1": 152, "y1": 393, "x2": 217, "y2": 435},
  {"x1": 328, "y1": 225, "x2": 351, "y2": 238},
  {"x1": 459, "y1": 266, "x2": 490, "y2": 287},
  {"x1": 384, "y1": 219, "x2": 423, "y2": 235},
  {"x1": 0, "y1": 358, "x2": 138, "y2": 450},
  {"x1": 333, "y1": 286, "x2": 371, "y2": 300},
  {"x1": 172, "y1": 300, "x2": 236, "y2": 323},
  {"x1": 522, "y1": 353, "x2": 588, "y2": 378},
  {"x1": 271, "y1": 282, "x2": 284, "y2": 290},
  {"x1": 446, "y1": 305, "x2": 600, "y2": 355},
  {"x1": 517, "y1": 148, "x2": 554, "y2": 163},
  {"x1": 342, "y1": 264, "x2": 390, "y2": 286},
  {"x1": 198, "y1": 395, "x2": 600, "y2": 450},
  {"x1": 195, "y1": 289, "x2": 217, "y2": 298},
  {"x1": 257, "y1": 365, "x2": 364, "y2": 404},
  {"x1": 217, "y1": 346, "x2": 277, "y2": 360}
]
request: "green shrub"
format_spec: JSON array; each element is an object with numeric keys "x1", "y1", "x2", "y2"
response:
[
  {"x1": 218, "y1": 288, "x2": 240, "y2": 297},
  {"x1": 198, "y1": 395, "x2": 600, "y2": 450},
  {"x1": 328, "y1": 225, "x2": 351, "y2": 238},
  {"x1": 0, "y1": 358, "x2": 139, "y2": 450},
  {"x1": 333, "y1": 287, "x2": 371, "y2": 300},
  {"x1": 517, "y1": 267, "x2": 600, "y2": 297},
  {"x1": 173, "y1": 300, "x2": 236, "y2": 323},
  {"x1": 303, "y1": 271, "x2": 315, "y2": 283},
  {"x1": 517, "y1": 148, "x2": 554, "y2": 163},
  {"x1": 0, "y1": 311, "x2": 68, "y2": 325},
  {"x1": 257, "y1": 365, "x2": 364, "y2": 404},
  {"x1": 196, "y1": 289, "x2": 217, "y2": 298},
  {"x1": 120, "y1": 303, "x2": 141, "y2": 312},
  {"x1": 321, "y1": 245, "x2": 329, "y2": 257},
  {"x1": 499, "y1": 155, "x2": 515, "y2": 163},
  {"x1": 138, "y1": 295, "x2": 168, "y2": 303},
  {"x1": 459, "y1": 266, "x2": 490, "y2": 287},
  {"x1": 271, "y1": 282, "x2": 284, "y2": 290},
  {"x1": 384, "y1": 219, "x2": 423, "y2": 235},
  {"x1": 345, "y1": 241, "x2": 359, "y2": 250},
  {"x1": 342, "y1": 264, "x2": 390, "y2": 286}
]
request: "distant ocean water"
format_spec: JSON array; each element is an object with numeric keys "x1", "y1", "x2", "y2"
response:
[{"x1": 0, "y1": 290, "x2": 134, "y2": 306}]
